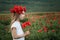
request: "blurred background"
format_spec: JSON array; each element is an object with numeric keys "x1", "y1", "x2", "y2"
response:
[
  {"x1": 0, "y1": 0, "x2": 60, "y2": 14},
  {"x1": 0, "y1": 0, "x2": 60, "y2": 40}
]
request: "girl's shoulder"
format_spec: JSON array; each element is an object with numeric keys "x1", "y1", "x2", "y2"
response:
[
  {"x1": 13, "y1": 21, "x2": 20, "y2": 25},
  {"x1": 11, "y1": 21, "x2": 20, "y2": 28}
]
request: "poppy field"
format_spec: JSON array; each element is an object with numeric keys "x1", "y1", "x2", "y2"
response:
[{"x1": 0, "y1": 12, "x2": 60, "y2": 40}]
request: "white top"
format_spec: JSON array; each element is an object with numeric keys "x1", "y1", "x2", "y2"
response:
[{"x1": 11, "y1": 21, "x2": 25, "y2": 40}]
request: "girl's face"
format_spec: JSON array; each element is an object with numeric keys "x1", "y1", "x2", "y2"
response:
[{"x1": 19, "y1": 11, "x2": 25, "y2": 20}]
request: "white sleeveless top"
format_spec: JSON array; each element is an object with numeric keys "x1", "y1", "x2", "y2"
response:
[{"x1": 11, "y1": 21, "x2": 25, "y2": 40}]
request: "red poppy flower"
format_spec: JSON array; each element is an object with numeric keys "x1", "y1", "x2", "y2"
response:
[
  {"x1": 50, "y1": 24, "x2": 53, "y2": 27},
  {"x1": 43, "y1": 26, "x2": 48, "y2": 32},
  {"x1": 58, "y1": 22, "x2": 60, "y2": 24},
  {"x1": 38, "y1": 29, "x2": 42, "y2": 32},
  {"x1": 43, "y1": 26, "x2": 48, "y2": 30},
  {"x1": 10, "y1": 5, "x2": 26, "y2": 14},
  {"x1": 18, "y1": 6, "x2": 23, "y2": 13},
  {"x1": 36, "y1": 16, "x2": 40, "y2": 18},
  {"x1": 26, "y1": 21, "x2": 31, "y2": 26},
  {"x1": 52, "y1": 30, "x2": 55, "y2": 32},
  {"x1": 22, "y1": 23, "x2": 27, "y2": 29},
  {"x1": 53, "y1": 17, "x2": 56, "y2": 21},
  {"x1": 44, "y1": 29, "x2": 48, "y2": 32},
  {"x1": 14, "y1": 5, "x2": 18, "y2": 9},
  {"x1": 42, "y1": 16, "x2": 44, "y2": 18},
  {"x1": 14, "y1": 5, "x2": 19, "y2": 13},
  {"x1": 10, "y1": 8, "x2": 15, "y2": 13},
  {"x1": 22, "y1": 21, "x2": 31, "y2": 29},
  {"x1": 46, "y1": 20, "x2": 50, "y2": 24},
  {"x1": 23, "y1": 6, "x2": 26, "y2": 12}
]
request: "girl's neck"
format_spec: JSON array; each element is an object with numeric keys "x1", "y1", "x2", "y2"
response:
[
  {"x1": 12, "y1": 18, "x2": 20, "y2": 22},
  {"x1": 16, "y1": 18, "x2": 20, "y2": 22}
]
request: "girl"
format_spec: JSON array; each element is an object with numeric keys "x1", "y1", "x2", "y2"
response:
[{"x1": 10, "y1": 5, "x2": 30, "y2": 40}]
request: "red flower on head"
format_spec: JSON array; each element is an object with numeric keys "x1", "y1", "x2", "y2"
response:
[
  {"x1": 10, "y1": 5, "x2": 26, "y2": 14},
  {"x1": 18, "y1": 6, "x2": 23, "y2": 13},
  {"x1": 14, "y1": 5, "x2": 19, "y2": 13},
  {"x1": 14, "y1": 5, "x2": 18, "y2": 8},
  {"x1": 23, "y1": 6, "x2": 26, "y2": 12},
  {"x1": 10, "y1": 8, "x2": 15, "y2": 13}
]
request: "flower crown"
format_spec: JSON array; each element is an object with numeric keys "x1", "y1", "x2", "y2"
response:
[{"x1": 10, "y1": 5, "x2": 26, "y2": 14}]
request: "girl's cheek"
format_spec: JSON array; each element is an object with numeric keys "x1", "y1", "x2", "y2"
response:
[
  {"x1": 21, "y1": 14, "x2": 25, "y2": 18},
  {"x1": 20, "y1": 14, "x2": 25, "y2": 20}
]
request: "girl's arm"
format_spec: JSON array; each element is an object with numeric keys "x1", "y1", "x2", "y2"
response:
[{"x1": 11, "y1": 27, "x2": 30, "y2": 39}]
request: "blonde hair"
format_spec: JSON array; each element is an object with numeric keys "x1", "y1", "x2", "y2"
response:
[
  {"x1": 10, "y1": 13, "x2": 20, "y2": 25},
  {"x1": 8, "y1": 13, "x2": 20, "y2": 32}
]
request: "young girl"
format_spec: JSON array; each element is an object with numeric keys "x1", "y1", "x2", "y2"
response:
[{"x1": 10, "y1": 5, "x2": 30, "y2": 40}]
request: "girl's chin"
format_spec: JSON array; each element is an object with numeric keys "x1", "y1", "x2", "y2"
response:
[{"x1": 20, "y1": 18, "x2": 24, "y2": 20}]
